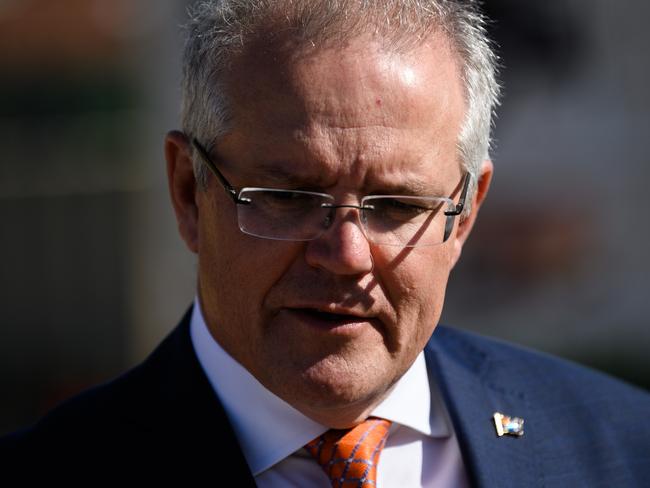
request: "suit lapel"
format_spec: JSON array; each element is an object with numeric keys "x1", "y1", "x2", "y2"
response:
[
  {"x1": 425, "y1": 326, "x2": 543, "y2": 488},
  {"x1": 136, "y1": 307, "x2": 257, "y2": 484}
]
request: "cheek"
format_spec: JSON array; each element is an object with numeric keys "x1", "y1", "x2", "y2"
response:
[
  {"x1": 201, "y1": 226, "x2": 281, "y2": 305},
  {"x1": 412, "y1": 244, "x2": 454, "y2": 311},
  {"x1": 197, "y1": 202, "x2": 302, "y2": 322},
  {"x1": 375, "y1": 244, "x2": 454, "y2": 346},
  {"x1": 199, "y1": 195, "x2": 262, "y2": 286}
]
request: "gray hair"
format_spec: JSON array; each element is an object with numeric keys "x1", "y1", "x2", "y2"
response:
[{"x1": 180, "y1": 0, "x2": 500, "y2": 215}]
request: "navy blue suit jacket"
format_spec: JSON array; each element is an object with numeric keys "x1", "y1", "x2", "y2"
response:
[{"x1": 3, "y1": 307, "x2": 649, "y2": 486}]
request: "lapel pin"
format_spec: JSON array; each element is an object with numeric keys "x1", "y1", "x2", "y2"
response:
[{"x1": 493, "y1": 412, "x2": 524, "y2": 437}]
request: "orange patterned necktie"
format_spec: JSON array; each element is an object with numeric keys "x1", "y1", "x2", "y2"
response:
[{"x1": 305, "y1": 417, "x2": 392, "y2": 488}]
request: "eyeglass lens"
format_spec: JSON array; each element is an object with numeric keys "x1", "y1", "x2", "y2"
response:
[{"x1": 236, "y1": 189, "x2": 455, "y2": 246}]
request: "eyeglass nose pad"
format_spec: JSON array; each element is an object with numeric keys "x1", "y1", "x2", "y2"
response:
[
  {"x1": 359, "y1": 208, "x2": 368, "y2": 226},
  {"x1": 323, "y1": 207, "x2": 335, "y2": 229},
  {"x1": 443, "y1": 214, "x2": 455, "y2": 242},
  {"x1": 321, "y1": 205, "x2": 365, "y2": 233}
]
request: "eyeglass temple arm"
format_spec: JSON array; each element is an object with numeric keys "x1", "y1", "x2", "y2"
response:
[
  {"x1": 191, "y1": 138, "x2": 240, "y2": 203},
  {"x1": 444, "y1": 173, "x2": 471, "y2": 216}
]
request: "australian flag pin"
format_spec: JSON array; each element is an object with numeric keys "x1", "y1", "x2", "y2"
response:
[{"x1": 493, "y1": 412, "x2": 524, "y2": 437}]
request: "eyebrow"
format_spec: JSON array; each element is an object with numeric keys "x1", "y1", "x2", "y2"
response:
[
  {"x1": 247, "y1": 162, "x2": 450, "y2": 197},
  {"x1": 368, "y1": 178, "x2": 445, "y2": 196},
  {"x1": 250, "y1": 163, "x2": 325, "y2": 188}
]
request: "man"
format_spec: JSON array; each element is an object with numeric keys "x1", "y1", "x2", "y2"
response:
[{"x1": 3, "y1": 0, "x2": 649, "y2": 486}]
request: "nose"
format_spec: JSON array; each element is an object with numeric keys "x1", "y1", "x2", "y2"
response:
[{"x1": 304, "y1": 207, "x2": 374, "y2": 276}]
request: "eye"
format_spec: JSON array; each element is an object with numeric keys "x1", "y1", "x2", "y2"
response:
[
  {"x1": 264, "y1": 191, "x2": 313, "y2": 206},
  {"x1": 242, "y1": 190, "x2": 329, "y2": 217},
  {"x1": 373, "y1": 197, "x2": 435, "y2": 218}
]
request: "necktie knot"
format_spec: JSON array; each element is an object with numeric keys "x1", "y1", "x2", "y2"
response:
[{"x1": 305, "y1": 417, "x2": 391, "y2": 488}]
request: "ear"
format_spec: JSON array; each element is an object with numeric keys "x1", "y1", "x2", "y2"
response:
[
  {"x1": 165, "y1": 130, "x2": 199, "y2": 253},
  {"x1": 450, "y1": 159, "x2": 493, "y2": 268}
]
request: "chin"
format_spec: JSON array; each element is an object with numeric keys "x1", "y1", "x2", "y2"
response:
[{"x1": 288, "y1": 355, "x2": 394, "y2": 414}]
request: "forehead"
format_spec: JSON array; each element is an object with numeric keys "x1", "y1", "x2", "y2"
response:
[{"x1": 220, "y1": 32, "x2": 466, "y2": 189}]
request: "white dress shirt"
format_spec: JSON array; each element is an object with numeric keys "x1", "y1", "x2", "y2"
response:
[{"x1": 190, "y1": 299, "x2": 469, "y2": 487}]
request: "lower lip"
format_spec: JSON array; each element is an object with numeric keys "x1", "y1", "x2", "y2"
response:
[{"x1": 283, "y1": 308, "x2": 376, "y2": 333}]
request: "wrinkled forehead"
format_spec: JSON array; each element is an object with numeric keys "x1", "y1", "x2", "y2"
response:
[{"x1": 224, "y1": 30, "x2": 465, "y2": 141}]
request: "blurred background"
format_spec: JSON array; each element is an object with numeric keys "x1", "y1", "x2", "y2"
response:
[{"x1": 1, "y1": 0, "x2": 648, "y2": 436}]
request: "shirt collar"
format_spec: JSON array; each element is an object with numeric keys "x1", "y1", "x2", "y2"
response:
[{"x1": 189, "y1": 297, "x2": 450, "y2": 475}]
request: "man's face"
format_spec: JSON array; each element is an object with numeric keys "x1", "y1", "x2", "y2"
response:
[{"x1": 168, "y1": 33, "x2": 490, "y2": 427}]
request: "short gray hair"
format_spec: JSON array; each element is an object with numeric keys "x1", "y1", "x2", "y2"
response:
[{"x1": 180, "y1": 0, "x2": 500, "y2": 215}]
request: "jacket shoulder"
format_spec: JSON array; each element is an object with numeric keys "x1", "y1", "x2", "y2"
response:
[
  {"x1": 1, "y1": 311, "x2": 253, "y2": 481},
  {"x1": 5, "y1": 351, "x2": 161, "y2": 447},
  {"x1": 432, "y1": 324, "x2": 650, "y2": 402}
]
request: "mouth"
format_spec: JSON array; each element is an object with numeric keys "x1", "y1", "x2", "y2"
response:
[{"x1": 284, "y1": 307, "x2": 377, "y2": 332}]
